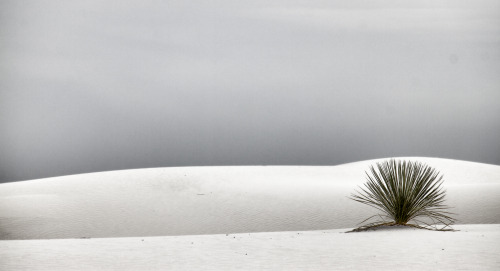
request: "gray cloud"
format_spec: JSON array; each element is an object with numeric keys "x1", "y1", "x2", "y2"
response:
[{"x1": 1, "y1": 0, "x2": 500, "y2": 182}]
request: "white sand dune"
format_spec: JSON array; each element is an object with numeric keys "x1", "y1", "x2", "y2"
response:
[
  {"x1": 1, "y1": 157, "x2": 499, "y2": 240},
  {"x1": 1, "y1": 224, "x2": 499, "y2": 270},
  {"x1": 1, "y1": 157, "x2": 500, "y2": 270}
]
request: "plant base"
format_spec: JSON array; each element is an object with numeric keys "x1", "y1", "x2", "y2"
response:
[{"x1": 346, "y1": 222, "x2": 457, "y2": 233}]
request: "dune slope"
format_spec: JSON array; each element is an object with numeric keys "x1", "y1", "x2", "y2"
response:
[
  {"x1": 1, "y1": 224, "x2": 499, "y2": 270},
  {"x1": 1, "y1": 157, "x2": 499, "y2": 240}
]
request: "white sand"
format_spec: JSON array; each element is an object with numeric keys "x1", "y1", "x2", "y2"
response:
[
  {"x1": 1, "y1": 157, "x2": 499, "y2": 270},
  {"x1": 1, "y1": 224, "x2": 499, "y2": 270},
  {"x1": 1, "y1": 157, "x2": 499, "y2": 239}
]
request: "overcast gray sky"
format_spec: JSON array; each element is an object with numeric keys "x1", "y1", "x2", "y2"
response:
[{"x1": 1, "y1": 0, "x2": 500, "y2": 182}]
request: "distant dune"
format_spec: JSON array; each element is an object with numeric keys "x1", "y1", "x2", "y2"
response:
[{"x1": 1, "y1": 157, "x2": 499, "y2": 240}]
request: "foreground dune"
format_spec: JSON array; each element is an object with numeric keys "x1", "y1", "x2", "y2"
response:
[
  {"x1": 1, "y1": 157, "x2": 500, "y2": 270},
  {"x1": 1, "y1": 224, "x2": 499, "y2": 270},
  {"x1": 1, "y1": 157, "x2": 499, "y2": 240}
]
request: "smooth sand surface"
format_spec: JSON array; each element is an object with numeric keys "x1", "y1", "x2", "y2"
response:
[
  {"x1": 1, "y1": 157, "x2": 500, "y2": 270},
  {"x1": 1, "y1": 224, "x2": 499, "y2": 270},
  {"x1": 1, "y1": 157, "x2": 500, "y2": 240}
]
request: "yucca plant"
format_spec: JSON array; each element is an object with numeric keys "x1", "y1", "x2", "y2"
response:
[{"x1": 349, "y1": 159, "x2": 456, "y2": 232}]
